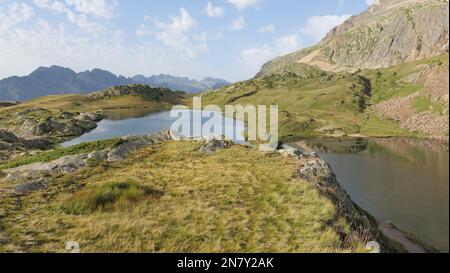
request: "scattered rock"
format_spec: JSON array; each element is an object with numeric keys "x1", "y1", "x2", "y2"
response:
[
  {"x1": 13, "y1": 180, "x2": 49, "y2": 195},
  {"x1": 258, "y1": 134, "x2": 280, "y2": 152},
  {"x1": 169, "y1": 130, "x2": 186, "y2": 141},
  {"x1": 198, "y1": 135, "x2": 232, "y2": 153},
  {"x1": 0, "y1": 129, "x2": 20, "y2": 144},
  {"x1": 76, "y1": 112, "x2": 104, "y2": 122},
  {"x1": 17, "y1": 107, "x2": 45, "y2": 116},
  {"x1": 259, "y1": 143, "x2": 278, "y2": 153},
  {"x1": 372, "y1": 92, "x2": 449, "y2": 137},
  {"x1": 0, "y1": 129, "x2": 54, "y2": 163},
  {"x1": 277, "y1": 144, "x2": 318, "y2": 159}
]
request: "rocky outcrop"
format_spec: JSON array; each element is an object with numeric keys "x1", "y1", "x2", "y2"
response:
[
  {"x1": 258, "y1": 0, "x2": 449, "y2": 77},
  {"x1": 277, "y1": 144, "x2": 400, "y2": 252},
  {"x1": 198, "y1": 135, "x2": 233, "y2": 153},
  {"x1": 87, "y1": 84, "x2": 182, "y2": 105},
  {"x1": 1, "y1": 130, "x2": 174, "y2": 195},
  {"x1": 0, "y1": 108, "x2": 105, "y2": 163},
  {"x1": 0, "y1": 129, "x2": 54, "y2": 163},
  {"x1": 3, "y1": 108, "x2": 104, "y2": 139},
  {"x1": 296, "y1": 157, "x2": 370, "y2": 227},
  {"x1": 0, "y1": 129, "x2": 53, "y2": 150},
  {"x1": 1, "y1": 131, "x2": 233, "y2": 195}
]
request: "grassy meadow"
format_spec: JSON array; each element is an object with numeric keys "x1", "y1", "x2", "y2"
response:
[
  {"x1": 0, "y1": 141, "x2": 369, "y2": 253},
  {"x1": 0, "y1": 86, "x2": 183, "y2": 116}
]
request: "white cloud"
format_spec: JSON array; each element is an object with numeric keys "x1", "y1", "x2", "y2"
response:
[
  {"x1": 193, "y1": 31, "x2": 223, "y2": 42},
  {"x1": 239, "y1": 45, "x2": 273, "y2": 71},
  {"x1": 258, "y1": 23, "x2": 275, "y2": 33},
  {"x1": 274, "y1": 34, "x2": 300, "y2": 55},
  {"x1": 135, "y1": 23, "x2": 151, "y2": 37},
  {"x1": 154, "y1": 8, "x2": 205, "y2": 58},
  {"x1": 33, "y1": 0, "x2": 105, "y2": 32},
  {"x1": 0, "y1": 2, "x2": 34, "y2": 31},
  {"x1": 65, "y1": 0, "x2": 118, "y2": 19},
  {"x1": 204, "y1": 2, "x2": 224, "y2": 18},
  {"x1": 300, "y1": 14, "x2": 351, "y2": 41},
  {"x1": 135, "y1": 15, "x2": 152, "y2": 37},
  {"x1": 33, "y1": 0, "x2": 65, "y2": 12},
  {"x1": 365, "y1": 0, "x2": 375, "y2": 5},
  {"x1": 0, "y1": 16, "x2": 203, "y2": 81},
  {"x1": 239, "y1": 34, "x2": 301, "y2": 74},
  {"x1": 66, "y1": 9, "x2": 104, "y2": 32},
  {"x1": 228, "y1": 0, "x2": 263, "y2": 11},
  {"x1": 231, "y1": 15, "x2": 245, "y2": 30}
]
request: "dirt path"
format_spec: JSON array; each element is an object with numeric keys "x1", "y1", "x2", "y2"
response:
[{"x1": 378, "y1": 221, "x2": 427, "y2": 253}]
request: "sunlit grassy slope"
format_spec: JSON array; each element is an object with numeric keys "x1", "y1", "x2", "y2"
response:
[
  {"x1": 201, "y1": 55, "x2": 448, "y2": 140},
  {"x1": 0, "y1": 141, "x2": 368, "y2": 253},
  {"x1": 0, "y1": 85, "x2": 184, "y2": 116}
]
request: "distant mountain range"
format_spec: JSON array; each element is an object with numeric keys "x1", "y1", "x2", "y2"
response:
[{"x1": 0, "y1": 66, "x2": 230, "y2": 101}]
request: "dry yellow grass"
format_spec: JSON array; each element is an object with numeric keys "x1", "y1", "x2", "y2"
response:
[{"x1": 0, "y1": 141, "x2": 367, "y2": 253}]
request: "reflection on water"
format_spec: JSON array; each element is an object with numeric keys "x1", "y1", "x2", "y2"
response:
[
  {"x1": 103, "y1": 108, "x2": 164, "y2": 120},
  {"x1": 291, "y1": 137, "x2": 449, "y2": 252},
  {"x1": 61, "y1": 109, "x2": 245, "y2": 147}
]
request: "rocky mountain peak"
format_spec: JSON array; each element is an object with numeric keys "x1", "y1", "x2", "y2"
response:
[{"x1": 258, "y1": 0, "x2": 449, "y2": 77}]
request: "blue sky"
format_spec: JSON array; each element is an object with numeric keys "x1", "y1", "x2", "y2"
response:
[{"x1": 0, "y1": 0, "x2": 373, "y2": 81}]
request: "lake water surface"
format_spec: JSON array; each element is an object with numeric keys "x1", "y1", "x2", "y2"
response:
[
  {"x1": 62, "y1": 109, "x2": 245, "y2": 147},
  {"x1": 290, "y1": 138, "x2": 449, "y2": 252},
  {"x1": 62, "y1": 110, "x2": 449, "y2": 252}
]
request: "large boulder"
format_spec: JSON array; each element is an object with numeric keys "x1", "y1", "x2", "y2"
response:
[{"x1": 298, "y1": 159, "x2": 337, "y2": 185}]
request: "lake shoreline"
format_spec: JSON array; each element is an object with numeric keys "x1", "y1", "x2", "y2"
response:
[
  {"x1": 2, "y1": 108, "x2": 448, "y2": 252},
  {"x1": 288, "y1": 137, "x2": 449, "y2": 252},
  {"x1": 0, "y1": 130, "x2": 403, "y2": 252}
]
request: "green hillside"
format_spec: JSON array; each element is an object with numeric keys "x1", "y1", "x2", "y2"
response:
[{"x1": 202, "y1": 55, "x2": 448, "y2": 140}]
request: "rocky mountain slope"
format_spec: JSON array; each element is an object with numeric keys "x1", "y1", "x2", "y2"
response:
[
  {"x1": 204, "y1": 0, "x2": 449, "y2": 139},
  {"x1": 0, "y1": 66, "x2": 230, "y2": 101},
  {"x1": 257, "y1": 0, "x2": 449, "y2": 77},
  {"x1": 205, "y1": 54, "x2": 448, "y2": 139}
]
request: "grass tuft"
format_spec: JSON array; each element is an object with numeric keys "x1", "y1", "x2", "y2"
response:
[{"x1": 61, "y1": 181, "x2": 164, "y2": 215}]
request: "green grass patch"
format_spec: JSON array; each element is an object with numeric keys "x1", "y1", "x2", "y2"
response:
[
  {"x1": 360, "y1": 114, "x2": 426, "y2": 138},
  {"x1": 412, "y1": 96, "x2": 432, "y2": 112},
  {"x1": 0, "y1": 138, "x2": 124, "y2": 170},
  {"x1": 411, "y1": 95, "x2": 447, "y2": 115},
  {"x1": 61, "y1": 181, "x2": 164, "y2": 215}
]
